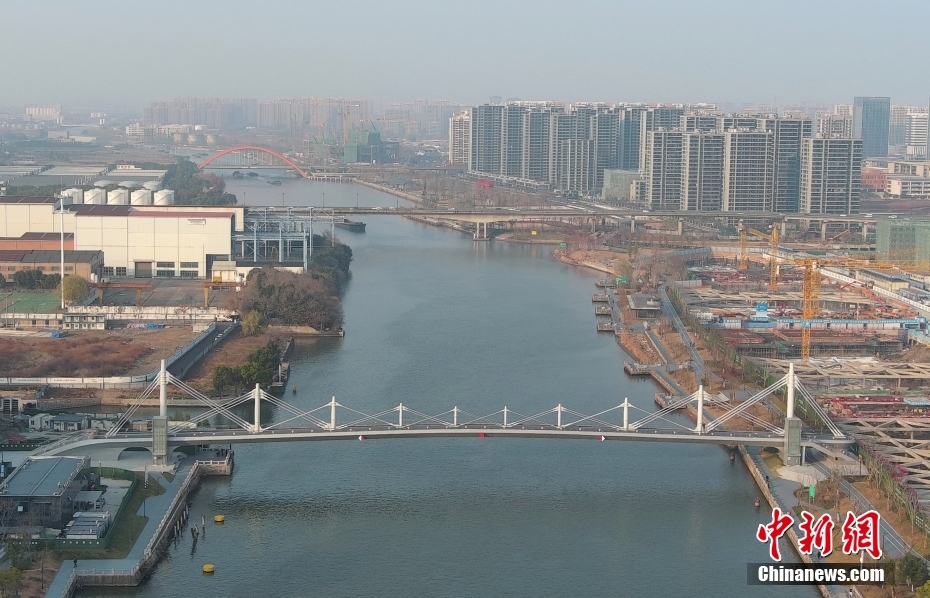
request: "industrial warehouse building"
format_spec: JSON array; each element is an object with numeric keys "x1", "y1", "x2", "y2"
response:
[
  {"x1": 0, "y1": 456, "x2": 90, "y2": 528},
  {"x1": 0, "y1": 249, "x2": 103, "y2": 279},
  {"x1": 0, "y1": 196, "x2": 248, "y2": 279}
]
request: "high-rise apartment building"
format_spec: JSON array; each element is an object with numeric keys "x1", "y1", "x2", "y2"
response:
[
  {"x1": 501, "y1": 105, "x2": 527, "y2": 177},
  {"x1": 890, "y1": 105, "x2": 910, "y2": 148},
  {"x1": 561, "y1": 140, "x2": 595, "y2": 193},
  {"x1": 618, "y1": 105, "x2": 647, "y2": 170},
  {"x1": 448, "y1": 111, "x2": 471, "y2": 166},
  {"x1": 759, "y1": 117, "x2": 813, "y2": 213},
  {"x1": 800, "y1": 138, "x2": 862, "y2": 215},
  {"x1": 468, "y1": 105, "x2": 503, "y2": 175},
  {"x1": 682, "y1": 132, "x2": 725, "y2": 212},
  {"x1": 643, "y1": 130, "x2": 685, "y2": 211},
  {"x1": 722, "y1": 130, "x2": 775, "y2": 212},
  {"x1": 853, "y1": 97, "x2": 891, "y2": 158},
  {"x1": 834, "y1": 104, "x2": 853, "y2": 118},
  {"x1": 521, "y1": 109, "x2": 552, "y2": 181},
  {"x1": 906, "y1": 112, "x2": 928, "y2": 158},
  {"x1": 817, "y1": 113, "x2": 853, "y2": 138},
  {"x1": 639, "y1": 107, "x2": 685, "y2": 170}
]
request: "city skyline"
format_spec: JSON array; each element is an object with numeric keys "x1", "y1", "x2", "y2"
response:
[{"x1": 2, "y1": 0, "x2": 929, "y2": 108}]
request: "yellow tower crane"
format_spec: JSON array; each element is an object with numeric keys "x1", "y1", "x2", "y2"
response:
[{"x1": 736, "y1": 220, "x2": 779, "y2": 290}]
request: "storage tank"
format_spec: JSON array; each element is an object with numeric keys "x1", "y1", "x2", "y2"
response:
[
  {"x1": 94, "y1": 179, "x2": 113, "y2": 188},
  {"x1": 153, "y1": 189, "x2": 175, "y2": 205},
  {"x1": 119, "y1": 180, "x2": 141, "y2": 189},
  {"x1": 187, "y1": 134, "x2": 200, "y2": 145},
  {"x1": 84, "y1": 188, "x2": 106, "y2": 205},
  {"x1": 131, "y1": 189, "x2": 152, "y2": 205},
  {"x1": 107, "y1": 189, "x2": 129, "y2": 205},
  {"x1": 63, "y1": 188, "x2": 84, "y2": 204},
  {"x1": 143, "y1": 180, "x2": 162, "y2": 191},
  {"x1": 206, "y1": 134, "x2": 217, "y2": 145},
  {"x1": 172, "y1": 133, "x2": 183, "y2": 143}
]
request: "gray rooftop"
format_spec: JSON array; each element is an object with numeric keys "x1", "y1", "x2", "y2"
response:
[{"x1": 1, "y1": 456, "x2": 86, "y2": 497}]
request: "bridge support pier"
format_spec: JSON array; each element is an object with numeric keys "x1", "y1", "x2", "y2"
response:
[
  {"x1": 152, "y1": 415, "x2": 168, "y2": 466},
  {"x1": 329, "y1": 397, "x2": 337, "y2": 430},
  {"x1": 253, "y1": 384, "x2": 262, "y2": 434},
  {"x1": 783, "y1": 363, "x2": 802, "y2": 466},
  {"x1": 821, "y1": 221, "x2": 828, "y2": 241},
  {"x1": 622, "y1": 398, "x2": 629, "y2": 431},
  {"x1": 630, "y1": 218, "x2": 635, "y2": 233},
  {"x1": 159, "y1": 359, "x2": 167, "y2": 418},
  {"x1": 694, "y1": 385, "x2": 704, "y2": 434},
  {"x1": 677, "y1": 219, "x2": 683, "y2": 236}
]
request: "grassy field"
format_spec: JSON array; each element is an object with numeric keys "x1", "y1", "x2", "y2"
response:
[{"x1": 0, "y1": 292, "x2": 61, "y2": 314}]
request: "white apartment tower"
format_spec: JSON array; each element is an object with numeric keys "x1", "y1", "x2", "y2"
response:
[
  {"x1": 722, "y1": 130, "x2": 775, "y2": 212},
  {"x1": 448, "y1": 111, "x2": 471, "y2": 166}
]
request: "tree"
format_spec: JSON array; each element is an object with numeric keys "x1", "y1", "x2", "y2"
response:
[
  {"x1": 62, "y1": 274, "x2": 89, "y2": 303},
  {"x1": 900, "y1": 553, "x2": 928, "y2": 589},
  {"x1": 918, "y1": 580, "x2": 930, "y2": 598},
  {"x1": 212, "y1": 365, "x2": 238, "y2": 394},
  {"x1": 0, "y1": 272, "x2": 5, "y2": 284},
  {"x1": 242, "y1": 310, "x2": 263, "y2": 336},
  {"x1": 0, "y1": 567, "x2": 23, "y2": 598}
]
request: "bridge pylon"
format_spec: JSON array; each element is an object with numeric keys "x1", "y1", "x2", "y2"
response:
[{"x1": 253, "y1": 384, "x2": 262, "y2": 434}]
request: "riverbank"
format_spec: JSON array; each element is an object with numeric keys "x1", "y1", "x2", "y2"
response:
[
  {"x1": 355, "y1": 179, "x2": 425, "y2": 205},
  {"x1": 552, "y1": 248, "x2": 616, "y2": 275},
  {"x1": 46, "y1": 452, "x2": 234, "y2": 598}
]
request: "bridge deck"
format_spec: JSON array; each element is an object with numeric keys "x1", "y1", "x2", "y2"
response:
[{"x1": 50, "y1": 425, "x2": 850, "y2": 456}]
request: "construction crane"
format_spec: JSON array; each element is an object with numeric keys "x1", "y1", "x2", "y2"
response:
[
  {"x1": 737, "y1": 221, "x2": 779, "y2": 290},
  {"x1": 782, "y1": 254, "x2": 915, "y2": 360}
]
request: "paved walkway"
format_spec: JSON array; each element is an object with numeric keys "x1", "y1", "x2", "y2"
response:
[{"x1": 44, "y1": 458, "x2": 196, "y2": 598}]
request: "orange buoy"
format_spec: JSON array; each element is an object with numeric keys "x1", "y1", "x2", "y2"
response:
[{"x1": 479, "y1": 432, "x2": 486, "y2": 438}]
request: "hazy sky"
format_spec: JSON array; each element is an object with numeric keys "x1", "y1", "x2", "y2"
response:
[{"x1": 3, "y1": 0, "x2": 929, "y2": 111}]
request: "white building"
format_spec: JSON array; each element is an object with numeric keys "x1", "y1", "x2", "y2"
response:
[
  {"x1": 886, "y1": 175, "x2": 930, "y2": 198},
  {"x1": 0, "y1": 198, "x2": 246, "y2": 278},
  {"x1": 448, "y1": 111, "x2": 470, "y2": 166}
]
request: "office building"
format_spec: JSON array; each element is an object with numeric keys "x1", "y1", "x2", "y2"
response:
[
  {"x1": 800, "y1": 138, "x2": 862, "y2": 215},
  {"x1": 853, "y1": 97, "x2": 891, "y2": 158},
  {"x1": 448, "y1": 111, "x2": 471, "y2": 166}
]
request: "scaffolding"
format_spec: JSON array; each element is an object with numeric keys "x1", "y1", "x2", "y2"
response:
[{"x1": 235, "y1": 208, "x2": 337, "y2": 272}]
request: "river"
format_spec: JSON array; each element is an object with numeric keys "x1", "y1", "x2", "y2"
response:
[{"x1": 80, "y1": 174, "x2": 812, "y2": 597}]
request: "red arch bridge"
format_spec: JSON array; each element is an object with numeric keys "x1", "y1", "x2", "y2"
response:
[
  {"x1": 38, "y1": 364, "x2": 849, "y2": 462},
  {"x1": 198, "y1": 145, "x2": 309, "y2": 178}
]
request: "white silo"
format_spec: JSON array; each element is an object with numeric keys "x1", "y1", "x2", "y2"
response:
[
  {"x1": 107, "y1": 189, "x2": 129, "y2": 205},
  {"x1": 143, "y1": 180, "x2": 162, "y2": 191},
  {"x1": 84, "y1": 188, "x2": 106, "y2": 205},
  {"x1": 154, "y1": 189, "x2": 175, "y2": 205},
  {"x1": 187, "y1": 134, "x2": 199, "y2": 144},
  {"x1": 172, "y1": 133, "x2": 183, "y2": 143},
  {"x1": 131, "y1": 189, "x2": 152, "y2": 205},
  {"x1": 63, "y1": 188, "x2": 84, "y2": 204},
  {"x1": 206, "y1": 134, "x2": 217, "y2": 145}
]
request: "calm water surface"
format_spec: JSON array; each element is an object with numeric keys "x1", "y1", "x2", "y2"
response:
[{"x1": 81, "y1": 175, "x2": 812, "y2": 597}]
